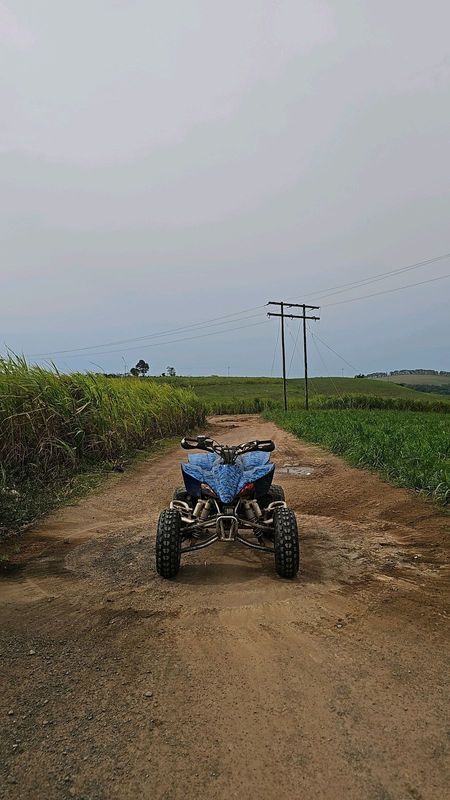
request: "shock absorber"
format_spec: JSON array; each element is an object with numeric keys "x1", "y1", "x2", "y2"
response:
[
  {"x1": 200, "y1": 499, "x2": 213, "y2": 520},
  {"x1": 193, "y1": 499, "x2": 206, "y2": 518},
  {"x1": 247, "y1": 500, "x2": 263, "y2": 520},
  {"x1": 193, "y1": 498, "x2": 213, "y2": 520},
  {"x1": 243, "y1": 500, "x2": 259, "y2": 522}
]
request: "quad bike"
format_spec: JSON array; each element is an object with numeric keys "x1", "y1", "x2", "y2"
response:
[{"x1": 156, "y1": 435, "x2": 299, "y2": 579}]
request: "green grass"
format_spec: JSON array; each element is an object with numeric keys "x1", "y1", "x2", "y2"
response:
[
  {"x1": 152, "y1": 375, "x2": 450, "y2": 414},
  {"x1": 265, "y1": 407, "x2": 450, "y2": 504},
  {"x1": 0, "y1": 357, "x2": 205, "y2": 533}
]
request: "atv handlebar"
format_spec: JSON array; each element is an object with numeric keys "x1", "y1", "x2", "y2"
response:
[{"x1": 181, "y1": 436, "x2": 275, "y2": 461}]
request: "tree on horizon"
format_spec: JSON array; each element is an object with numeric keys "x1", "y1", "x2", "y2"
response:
[{"x1": 130, "y1": 359, "x2": 149, "y2": 377}]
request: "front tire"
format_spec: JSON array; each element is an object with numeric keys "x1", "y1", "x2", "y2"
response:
[
  {"x1": 156, "y1": 509, "x2": 182, "y2": 579},
  {"x1": 273, "y1": 507, "x2": 299, "y2": 579}
]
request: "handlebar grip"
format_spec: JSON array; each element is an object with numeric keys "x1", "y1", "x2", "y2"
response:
[
  {"x1": 181, "y1": 436, "x2": 217, "y2": 451},
  {"x1": 256, "y1": 440, "x2": 275, "y2": 452},
  {"x1": 181, "y1": 437, "x2": 199, "y2": 449}
]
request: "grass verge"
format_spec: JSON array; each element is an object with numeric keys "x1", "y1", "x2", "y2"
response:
[
  {"x1": 265, "y1": 407, "x2": 450, "y2": 505},
  {"x1": 0, "y1": 357, "x2": 205, "y2": 534}
]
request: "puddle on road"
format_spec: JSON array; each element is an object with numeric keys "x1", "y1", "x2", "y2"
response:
[
  {"x1": 277, "y1": 464, "x2": 316, "y2": 477},
  {"x1": 0, "y1": 539, "x2": 74, "y2": 582},
  {"x1": 0, "y1": 542, "x2": 74, "y2": 606}
]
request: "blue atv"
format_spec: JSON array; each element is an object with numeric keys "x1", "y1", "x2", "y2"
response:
[{"x1": 156, "y1": 435, "x2": 299, "y2": 579}]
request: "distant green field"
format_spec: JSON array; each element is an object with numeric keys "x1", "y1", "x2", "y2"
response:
[
  {"x1": 373, "y1": 374, "x2": 450, "y2": 387},
  {"x1": 152, "y1": 375, "x2": 449, "y2": 412},
  {"x1": 153, "y1": 375, "x2": 434, "y2": 403}
]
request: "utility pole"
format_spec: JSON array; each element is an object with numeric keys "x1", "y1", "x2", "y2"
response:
[
  {"x1": 268, "y1": 301, "x2": 320, "y2": 411},
  {"x1": 280, "y1": 302, "x2": 287, "y2": 410},
  {"x1": 302, "y1": 305, "x2": 309, "y2": 410}
]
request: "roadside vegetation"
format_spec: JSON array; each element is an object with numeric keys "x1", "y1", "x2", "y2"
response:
[
  {"x1": 266, "y1": 408, "x2": 450, "y2": 504},
  {"x1": 2, "y1": 358, "x2": 449, "y2": 534},
  {"x1": 0, "y1": 357, "x2": 205, "y2": 533}
]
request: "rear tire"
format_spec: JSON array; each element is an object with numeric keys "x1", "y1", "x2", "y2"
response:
[
  {"x1": 260, "y1": 484, "x2": 285, "y2": 508},
  {"x1": 173, "y1": 486, "x2": 189, "y2": 502},
  {"x1": 156, "y1": 509, "x2": 182, "y2": 579},
  {"x1": 268, "y1": 484, "x2": 285, "y2": 502},
  {"x1": 273, "y1": 507, "x2": 299, "y2": 579}
]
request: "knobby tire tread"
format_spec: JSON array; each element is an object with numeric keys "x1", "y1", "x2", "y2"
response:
[
  {"x1": 273, "y1": 507, "x2": 300, "y2": 579},
  {"x1": 156, "y1": 509, "x2": 182, "y2": 579}
]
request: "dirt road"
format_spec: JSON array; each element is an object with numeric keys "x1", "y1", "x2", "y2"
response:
[{"x1": 1, "y1": 415, "x2": 449, "y2": 800}]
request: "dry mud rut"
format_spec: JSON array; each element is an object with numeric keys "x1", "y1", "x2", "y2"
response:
[{"x1": 1, "y1": 415, "x2": 449, "y2": 800}]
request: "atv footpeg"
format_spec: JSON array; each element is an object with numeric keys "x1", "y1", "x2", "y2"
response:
[{"x1": 216, "y1": 515, "x2": 238, "y2": 541}]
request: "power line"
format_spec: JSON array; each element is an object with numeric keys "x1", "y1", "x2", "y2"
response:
[
  {"x1": 309, "y1": 330, "x2": 346, "y2": 403},
  {"x1": 28, "y1": 307, "x2": 267, "y2": 357},
  {"x1": 309, "y1": 329, "x2": 361, "y2": 373},
  {"x1": 38, "y1": 319, "x2": 269, "y2": 361},
  {"x1": 270, "y1": 323, "x2": 280, "y2": 377},
  {"x1": 323, "y1": 272, "x2": 450, "y2": 307},
  {"x1": 286, "y1": 320, "x2": 301, "y2": 377},
  {"x1": 287, "y1": 252, "x2": 450, "y2": 304},
  {"x1": 24, "y1": 250, "x2": 450, "y2": 358},
  {"x1": 286, "y1": 321, "x2": 319, "y2": 401}
]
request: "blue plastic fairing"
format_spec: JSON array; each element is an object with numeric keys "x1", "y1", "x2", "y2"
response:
[{"x1": 181, "y1": 451, "x2": 274, "y2": 503}]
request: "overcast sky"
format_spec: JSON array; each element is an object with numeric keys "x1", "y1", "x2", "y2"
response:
[{"x1": 1, "y1": 1, "x2": 449, "y2": 377}]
